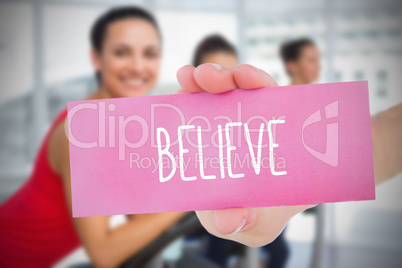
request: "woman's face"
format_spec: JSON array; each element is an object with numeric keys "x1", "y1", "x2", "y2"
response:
[
  {"x1": 92, "y1": 18, "x2": 161, "y2": 98},
  {"x1": 202, "y1": 52, "x2": 238, "y2": 69},
  {"x1": 289, "y1": 44, "x2": 321, "y2": 84}
]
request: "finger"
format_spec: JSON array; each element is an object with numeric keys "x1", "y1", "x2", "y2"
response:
[
  {"x1": 176, "y1": 65, "x2": 204, "y2": 93},
  {"x1": 196, "y1": 204, "x2": 313, "y2": 247},
  {"x1": 193, "y1": 63, "x2": 237, "y2": 93},
  {"x1": 234, "y1": 64, "x2": 278, "y2": 89},
  {"x1": 212, "y1": 208, "x2": 256, "y2": 235},
  {"x1": 175, "y1": 89, "x2": 186, "y2": 94}
]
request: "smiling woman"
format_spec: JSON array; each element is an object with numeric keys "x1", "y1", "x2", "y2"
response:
[
  {"x1": 90, "y1": 7, "x2": 162, "y2": 98},
  {"x1": 0, "y1": 6, "x2": 186, "y2": 268}
]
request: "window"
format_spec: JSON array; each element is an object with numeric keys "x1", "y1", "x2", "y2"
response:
[{"x1": 376, "y1": 70, "x2": 387, "y2": 97}]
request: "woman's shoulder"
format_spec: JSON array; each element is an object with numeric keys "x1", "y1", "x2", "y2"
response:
[
  {"x1": 46, "y1": 108, "x2": 70, "y2": 177},
  {"x1": 54, "y1": 108, "x2": 68, "y2": 125}
]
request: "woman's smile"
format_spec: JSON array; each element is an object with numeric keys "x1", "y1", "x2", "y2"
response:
[{"x1": 120, "y1": 77, "x2": 149, "y2": 91}]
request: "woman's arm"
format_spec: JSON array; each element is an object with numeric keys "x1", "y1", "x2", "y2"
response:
[
  {"x1": 371, "y1": 103, "x2": 402, "y2": 186},
  {"x1": 48, "y1": 121, "x2": 184, "y2": 268}
]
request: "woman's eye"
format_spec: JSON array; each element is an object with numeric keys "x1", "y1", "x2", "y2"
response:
[
  {"x1": 145, "y1": 50, "x2": 158, "y2": 59},
  {"x1": 115, "y1": 49, "x2": 128, "y2": 57}
]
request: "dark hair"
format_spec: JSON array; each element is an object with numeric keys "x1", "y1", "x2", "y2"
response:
[
  {"x1": 90, "y1": 6, "x2": 161, "y2": 84},
  {"x1": 280, "y1": 38, "x2": 315, "y2": 63},
  {"x1": 192, "y1": 34, "x2": 237, "y2": 67}
]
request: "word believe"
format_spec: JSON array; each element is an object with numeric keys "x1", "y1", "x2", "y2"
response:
[{"x1": 156, "y1": 120, "x2": 286, "y2": 183}]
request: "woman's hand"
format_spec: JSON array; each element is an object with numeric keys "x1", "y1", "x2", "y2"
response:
[
  {"x1": 176, "y1": 63, "x2": 314, "y2": 247},
  {"x1": 176, "y1": 63, "x2": 277, "y2": 93}
]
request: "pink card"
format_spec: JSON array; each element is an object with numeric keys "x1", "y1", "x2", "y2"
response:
[{"x1": 68, "y1": 81, "x2": 375, "y2": 217}]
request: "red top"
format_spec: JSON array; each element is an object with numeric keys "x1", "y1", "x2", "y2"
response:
[{"x1": 0, "y1": 109, "x2": 80, "y2": 268}]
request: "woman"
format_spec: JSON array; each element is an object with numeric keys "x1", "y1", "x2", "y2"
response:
[
  {"x1": 186, "y1": 40, "x2": 401, "y2": 251},
  {"x1": 279, "y1": 38, "x2": 402, "y2": 185},
  {"x1": 191, "y1": 34, "x2": 290, "y2": 268},
  {"x1": 190, "y1": 34, "x2": 240, "y2": 267},
  {"x1": 0, "y1": 7, "x2": 186, "y2": 267},
  {"x1": 0, "y1": 6, "x2": 288, "y2": 267}
]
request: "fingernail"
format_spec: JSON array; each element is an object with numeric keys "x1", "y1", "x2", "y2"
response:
[
  {"x1": 251, "y1": 65, "x2": 262, "y2": 72},
  {"x1": 210, "y1": 63, "x2": 222, "y2": 71},
  {"x1": 232, "y1": 218, "x2": 247, "y2": 234}
]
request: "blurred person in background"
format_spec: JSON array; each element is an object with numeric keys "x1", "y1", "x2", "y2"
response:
[
  {"x1": 280, "y1": 38, "x2": 320, "y2": 85},
  {"x1": 190, "y1": 34, "x2": 239, "y2": 268},
  {"x1": 279, "y1": 37, "x2": 400, "y2": 184},
  {"x1": 278, "y1": 37, "x2": 402, "y2": 266},
  {"x1": 192, "y1": 34, "x2": 238, "y2": 69},
  {"x1": 188, "y1": 36, "x2": 401, "y2": 266},
  {"x1": 279, "y1": 37, "x2": 323, "y2": 267},
  {"x1": 189, "y1": 34, "x2": 290, "y2": 268},
  {"x1": 279, "y1": 38, "x2": 401, "y2": 188}
]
